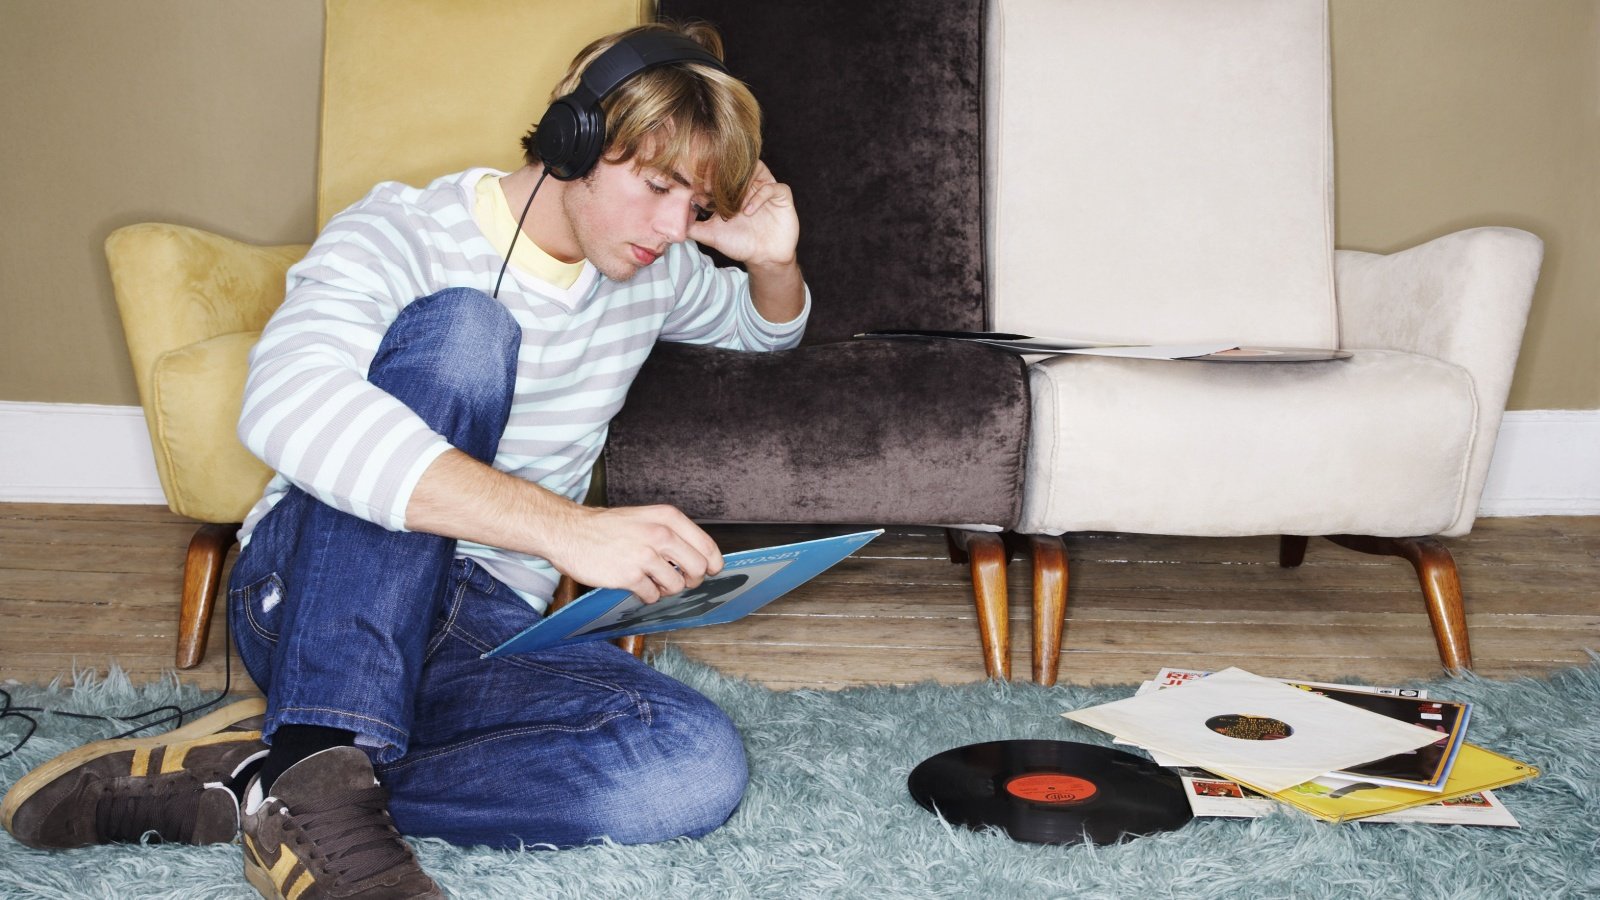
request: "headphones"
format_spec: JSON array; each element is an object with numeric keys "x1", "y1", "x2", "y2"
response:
[{"x1": 535, "y1": 31, "x2": 728, "y2": 181}]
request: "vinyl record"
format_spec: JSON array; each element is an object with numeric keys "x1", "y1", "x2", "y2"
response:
[
  {"x1": 1196, "y1": 347, "x2": 1353, "y2": 362},
  {"x1": 907, "y1": 740, "x2": 1192, "y2": 845}
]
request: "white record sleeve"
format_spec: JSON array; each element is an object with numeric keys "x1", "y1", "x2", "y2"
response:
[{"x1": 1062, "y1": 667, "x2": 1444, "y2": 792}]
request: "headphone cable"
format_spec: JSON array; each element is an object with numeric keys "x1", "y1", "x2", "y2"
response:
[
  {"x1": 492, "y1": 166, "x2": 552, "y2": 299},
  {"x1": 1, "y1": 589, "x2": 236, "y2": 762}
]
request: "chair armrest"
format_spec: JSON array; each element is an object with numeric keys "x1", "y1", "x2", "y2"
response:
[
  {"x1": 1336, "y1": 226, "x2": 1542, "y2": 401},
  {"x1": 1335, "y1": 226, "x2": 1543, "y2": 535},
  {"x1": 106, "y1": 222, "x2": 309, "y2": 408}
]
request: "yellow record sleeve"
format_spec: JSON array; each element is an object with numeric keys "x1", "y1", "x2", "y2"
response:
[{"x1": 1233, "y1": 744, "x2": 1538, "y2": 824}]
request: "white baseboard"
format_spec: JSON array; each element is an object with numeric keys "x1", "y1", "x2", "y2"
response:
[
  {"x1": 2, "y1": 402, "x2": 1597, "y2": 515},
  {"x1": 0, "y1": 401, "x2": 167, "y2": 504},
  {"x1": 1476, "y1": 409, "x2": 1600, "y2": 516}
]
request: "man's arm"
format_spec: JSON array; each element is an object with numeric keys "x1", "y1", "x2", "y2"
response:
[
  {"x1": 404, "y1": 449, "x2": 722, "y2": 602},
  {"x1": 240, "y1": 193, "x2": 458, "y2": 533},
  {"x1": 689, "y1": 160, "x2": 806, "y2": 326},
  {"x1": 746, "y1": 258, "x2": 806, "y2": 327},
  {"x1": 244, "y1": 185, "x2": 721, "y2": 602}
]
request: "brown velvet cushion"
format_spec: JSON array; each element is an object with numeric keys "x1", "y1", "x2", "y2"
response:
[
  {"x1": 604, "y1": 340, "x2": 1028, "y2": 525},
  {"x1": 606, "y1": 0, "x2": 1026, "y2": 528}
]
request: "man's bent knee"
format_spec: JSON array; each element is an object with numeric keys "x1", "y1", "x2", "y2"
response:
[
  {"x1": 368, "y1": 288, "x2": 521, "y2": 450},
  {"x1": 588, "y1": 702, "x2": 748, "y2": 844}
]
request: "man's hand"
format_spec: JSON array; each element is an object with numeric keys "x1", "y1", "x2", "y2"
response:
[
  {"x1": 543, "y1": 503, "x2": 724, "y2": 603},
  {"x1": 405, "y1": 449, "x2": 723, "y2": 604},
  {"x1": 688, "y1": 161, "x2": 806, "y2": 325},
  {"x1": 688, "y1": 161, "x2": 799, "y2": 268}
]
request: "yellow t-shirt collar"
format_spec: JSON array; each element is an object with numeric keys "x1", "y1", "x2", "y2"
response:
[{"x1": 474, "y1": 173, "x2": 586, "y2": 290}]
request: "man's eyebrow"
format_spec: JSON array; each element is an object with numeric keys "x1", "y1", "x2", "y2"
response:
[{"x1": 666, "y1": 168, "x2": 712, "y2": 199}]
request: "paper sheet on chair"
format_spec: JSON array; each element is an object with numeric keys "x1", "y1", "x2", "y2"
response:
[{"x1": 1062, "y1": 668, "x2": 1445, "y2": 792}]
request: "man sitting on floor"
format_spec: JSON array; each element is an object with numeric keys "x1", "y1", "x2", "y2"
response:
[{"x1": 2, "y1": 20, "x2": 806, "y2": 899}]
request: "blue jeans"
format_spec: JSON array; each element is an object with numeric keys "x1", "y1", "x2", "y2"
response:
[{"x1": 227, "y1": 288, "x2": 747, "y2": 849}]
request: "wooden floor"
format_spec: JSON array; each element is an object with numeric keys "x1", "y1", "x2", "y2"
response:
[{"x1": 2, "y1": 503, "x2": 1596, "y2": 693}]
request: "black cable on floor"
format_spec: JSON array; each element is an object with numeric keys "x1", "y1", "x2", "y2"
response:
[{"x1": 0, "y1": 599, "x2": 235, "y2": 762}]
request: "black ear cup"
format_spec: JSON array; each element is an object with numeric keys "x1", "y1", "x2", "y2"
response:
[{"x1": 536, "y1": 98, "x2": 603, "y2": 182}]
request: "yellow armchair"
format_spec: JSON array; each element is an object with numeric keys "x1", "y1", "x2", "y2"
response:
[{"x1": 105, "y1": 0, "x2": 644, "y2": 668}]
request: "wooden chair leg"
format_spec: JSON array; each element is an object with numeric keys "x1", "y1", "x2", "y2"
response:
[
  {"x1": 951, "y1": 530, "x2": 1010, "y2": 680},
  {"x1": 1029, "y1": 534, "x2": 1068, "y2": 686},
  {"x1": 1325, "y1": 534, "x2": 1472, "y2": 672},
  {"x1": 178, "y1": 523, "x2": 239, "y2": 669},
  {"x1": 551, "y1": 574, "x2": 581, "y2": 612},
  {"x1": 615, "y1": 634, "x2": 647, "y2": 658},
  {"x1": 1279, "y1": 535, "x2": 1309, "y2": 568}
]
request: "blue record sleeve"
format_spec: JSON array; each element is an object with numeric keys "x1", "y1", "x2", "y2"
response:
[{"x1": 483, "y1": 529, "x2": 884, "y2": 658}]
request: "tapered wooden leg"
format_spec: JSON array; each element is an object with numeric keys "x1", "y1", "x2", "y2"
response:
[
  {"x1": 615, "y1": 634, "x2": 647, "y2": 658},
  {"x1": 551, "y1": 575, "x2": 581, "y2": 612},
  {"x1": 177, "y1": 523, "x2": 239, "y2": 669},
  {"x1": 952, "y1": 531, "x2": 1010, "y2": 680},
  {"x1": 1029, "y1": 535, "x2": 1068, "y2": 686},
  {"x1": 1279, "y1": 535, "x2": 1309, "y2": 568},
  {"x1": 1326, "y1": 534, "x2": 1472, "y2": 672}
]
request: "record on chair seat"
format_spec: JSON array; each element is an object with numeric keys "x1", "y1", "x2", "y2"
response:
[{"x1": 907, "y1": 739, "x2": 1192, "y2": 845}]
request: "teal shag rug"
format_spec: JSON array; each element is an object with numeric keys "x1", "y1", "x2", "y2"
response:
[{"x1": 2, "y1": 651, "x2": 1598, "y2": 900}]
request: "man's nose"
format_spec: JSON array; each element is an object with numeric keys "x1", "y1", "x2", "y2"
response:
[{"x1": 653, "y1": 204, "x2": 692, "y2": 243}]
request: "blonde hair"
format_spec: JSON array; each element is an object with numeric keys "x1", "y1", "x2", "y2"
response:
[{"x1": 523, "y1": 22, "x2": 762, "y2": 218}]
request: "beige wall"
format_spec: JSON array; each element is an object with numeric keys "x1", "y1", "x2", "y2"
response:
[
  {"x1": 0, "y1": 0, "x2": 322, "y2": 406},
  {"x1": 1331, "y1": 0, "x2": 1599, "y2": 410},
  {"x1": 2, "y1": 0, "x2": 1596, "y2": 409}
]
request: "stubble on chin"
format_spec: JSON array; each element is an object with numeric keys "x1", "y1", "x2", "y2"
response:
[{"x1": 591, "y1": 255, "x2": 642, "y2": 283}]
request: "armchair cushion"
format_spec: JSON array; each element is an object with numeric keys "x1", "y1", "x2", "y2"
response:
[
  {"x1": 605, "y1": 340, "x2": 1029, "y2": 527},
  {"x1": 1018, "y1": 350, "x2": 1477, "y2": 538},
  {"x1": 105, "y1": 223, "x2": 306, "y2": 522},
  {"x1": 151, "y1": 331, "x2": 275, "y2": 522}
]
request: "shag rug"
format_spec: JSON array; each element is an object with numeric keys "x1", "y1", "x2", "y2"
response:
[{"x1": 3, "y1": 652, "x2": 1597, "y2": 900}]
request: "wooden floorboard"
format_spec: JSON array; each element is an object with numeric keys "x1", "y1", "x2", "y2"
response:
[{"x1": 0, "y1": 503, "x2": 1596, "y2": 694}]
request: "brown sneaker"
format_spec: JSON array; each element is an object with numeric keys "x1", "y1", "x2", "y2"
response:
[
  {"x1": 241, "y1": 746, "x2": 442, "y2": 900},
  {"x1": 1, "y1": 697, "x2": 267, "y2": 849}
]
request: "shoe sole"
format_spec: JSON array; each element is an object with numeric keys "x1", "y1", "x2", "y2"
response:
[{"x1": 0, "y1": 696, "x2": 267, "y2": 838}]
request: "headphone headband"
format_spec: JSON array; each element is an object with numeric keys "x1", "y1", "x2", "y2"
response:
[
  {"x1": 538, "y1": 31, "x2": 729, "y2": 181},
  {"x1": 575, "y1": 32, "x2": 726, "y2": 106}
]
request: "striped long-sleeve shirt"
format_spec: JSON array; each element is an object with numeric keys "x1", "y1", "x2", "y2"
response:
[{"x1": 237, "y1": 168, "x2": 809, "y2": 611}]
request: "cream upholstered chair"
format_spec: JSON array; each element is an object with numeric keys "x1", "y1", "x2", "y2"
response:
[
  {"x1": 107, "y1": 0, "x2": 645, "y2": 667},
  {"x1": 988, "y1": 0, "x2": 1543, "y2": 673}
]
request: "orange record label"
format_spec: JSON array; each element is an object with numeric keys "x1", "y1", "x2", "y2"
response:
[{"x1": 1005, "y1": 773, "x2": 1098, "y2": 804}]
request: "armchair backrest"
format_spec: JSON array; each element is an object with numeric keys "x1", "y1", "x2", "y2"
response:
[
  {"x1": 659, "y1": 0, "x2": 990, "y2": 343},
  {"x1": 987, "y1": 0, "x2": 1338, "y2": 347},
  {"x1": 317, "y1": 0, "x2": 646, "y2": 227}
]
